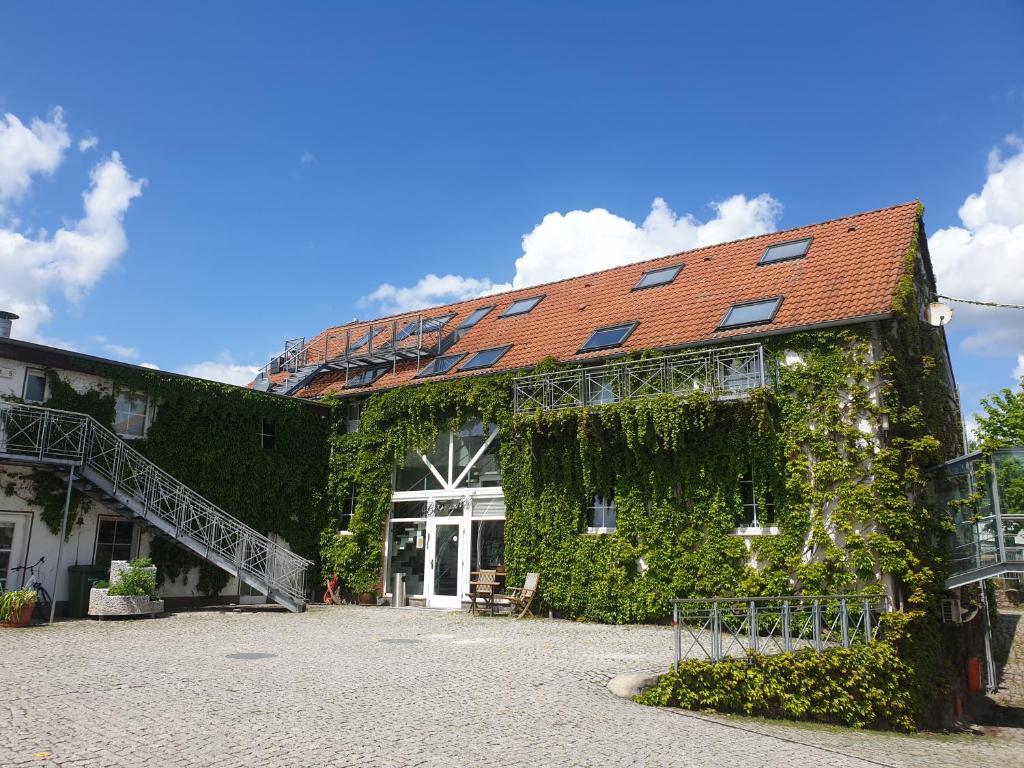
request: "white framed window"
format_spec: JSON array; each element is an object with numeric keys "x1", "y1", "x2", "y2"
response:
[
  {"x1": 393, "y1": 420, "x2": 500, "y2": 492},
  {"x1": 736, "y1": 467, "x2": 776, "y2": 533},
  {"x1": 338, "y1": 486, "x2": 356, "y2": 533},
  {"x1": 113, "y1": 390, "x2": 149, "y2": 438},
  {"x1": 345, "y1": 401, "x2": 362, "y2": 433},
  {"x1": 587, "y1": 494, "x2": 616, "y2": 533},
  {"x1": 23, "y1": 368, "x2": 47, "y2": 403}
]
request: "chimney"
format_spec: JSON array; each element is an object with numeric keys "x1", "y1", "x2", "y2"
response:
[{"x1": 0, "y1": 311, "x2": 18, "y2": 339}]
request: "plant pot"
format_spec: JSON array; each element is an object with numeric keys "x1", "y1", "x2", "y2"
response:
[
  {"x1": 356, "y1": 591, "x2": 376, "y2": 606},
  {"x1": 3, "y1": 601, "x2": 35, "y2": 628}
]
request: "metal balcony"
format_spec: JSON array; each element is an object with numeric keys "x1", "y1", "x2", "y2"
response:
[
  {"x1": 931, "y1": 448, "x2": 1024, "y2": 589},
  {"x1": 513, "y1": 342, "x2": 770, "y2": 414}
]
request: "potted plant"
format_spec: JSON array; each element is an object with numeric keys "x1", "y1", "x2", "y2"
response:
[
  {"x1": 88, "y1": 560, "x2": 164, "y2": 618},
  {"x1": 352, "y1": 574, "x2": 378, "y2": 606},
  {"x1": 1, "y1": 588, "x2": 38, "y2": 627}
]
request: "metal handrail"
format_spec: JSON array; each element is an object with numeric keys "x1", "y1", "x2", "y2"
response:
[
  {"x1": 0, "y1": 401, "x2": 311, "y2": 606},
  {"x1": 670, "y1": 593, "x2": 889, "y2": 666},
  {"x1": 513, "y1": 342, "x2": 770, "y2": 413}
]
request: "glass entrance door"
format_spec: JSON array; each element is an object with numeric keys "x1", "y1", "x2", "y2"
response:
[{"x1": 427, "y1": 520, "x2": 463, "y2": 609}]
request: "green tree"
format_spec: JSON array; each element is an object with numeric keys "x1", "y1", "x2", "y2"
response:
[{"x1": 976, "y1": 377, "x2": 1024, "y2": 448}]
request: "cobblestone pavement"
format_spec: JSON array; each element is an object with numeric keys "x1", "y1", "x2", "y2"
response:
[{"x1": 2, "y1": 606, "x2": 1021, "y2": 767}]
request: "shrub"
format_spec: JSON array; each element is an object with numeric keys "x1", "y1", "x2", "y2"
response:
[
  {"x1": 129, "y1": 557, "x2": 153, "y2": 569},
  {"x1": 107, "y1": 565, "x2": 158, "y2": 599},
  {"x1": 0, "y1": 588, "x2": 38, "y2": 622},
  {"x1": 637, "y1": 640, "x2": 917, "y2": 731}
]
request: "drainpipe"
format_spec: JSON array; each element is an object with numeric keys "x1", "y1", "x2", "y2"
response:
[{"x1": 50, "y1": 465, "x2": 75, "y2": 624}]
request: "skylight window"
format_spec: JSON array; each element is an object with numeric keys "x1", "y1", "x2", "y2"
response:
[
  {"x1": 579, "y1": 322, "x2": 638, "y2": 352},
  {"x1": 719, "y1": 297, "x2": 783, "y2": 329},
  {"x1": 759, "y1": 237, "x2": 812, "y2": 265},
  {"x1": 343, "y1": 367, "x2": 387, "y2": 389},
  {"x1": 393, "y1": 313, "x2": 456, "y2": 342},
  {"x1": 351, "y1": 326, "x2": 384, "y2": 349},
  {"x1": 500, "y1": 295, "x2": 543, "y2": 317},
  {"x1": 634, "y1": 264, "x2": 683, "y2": 290},
  {"x1": 461, "y1": 345, "x2": 511, "y2": 371},
  {"x1": 416, "y1": 353, "x2": 466, "y2": 378},
  {"x1": 458, "y1": 305, "x2": 494, "y2": 329}
]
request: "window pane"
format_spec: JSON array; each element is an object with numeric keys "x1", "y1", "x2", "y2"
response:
[
  {"x1": 720, "y1": 298, "x2": 782, "y2": 328},
  {"x1": 453, "y1": 422, "x2": 501, "y2": 488},
  {"x1": 461, "y1": 346, "x2": 510, "y2": 371},
  {"x1": 458, "y1": 306, "x2": 494, "y2": 329},
  {"x1": 416, "y1": 354, "x2": 465, "y2": 378},
  {"x1": 24, "y1": 371, "x2": 46, "y2": 402},
  {"x1": 500, "y1": 295, "x2": 543, "y2": 317},
  {"x1": 580, "y1": 323, "x2": 636, "y2": 352},
  {"x1": 759, "y1": 238, "x2": 811, "y2": 265},
  {"x1": 391, "y1": 500, "x2": 430, "y2": 519},
  {"x1": 114, "y1": 392, "x2": 148, "y2": 437},
  {"x1": 388, "y1": 521, "x2": 426, "y2": 596},
  {"x1": 394, "y1": 448, "x2": 444, "y2": 492},
  {"x1": 471, "y1": 520, "x2": 505, "y2": 571},
  {"x1": 635, "y1": 265, "x2": 682, "y2": 289},
  {"x1": 95, "y1": 519, "x2": 133, "y2": 569}
]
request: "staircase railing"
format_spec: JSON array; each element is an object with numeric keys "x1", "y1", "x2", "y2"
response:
[{"x1": 0, "y1": 401, "x2": 310, "y2": 608}]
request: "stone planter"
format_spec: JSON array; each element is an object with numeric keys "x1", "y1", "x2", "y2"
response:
[{"x1": 88, "y1": 588, "x2": 164, "y2": 618}]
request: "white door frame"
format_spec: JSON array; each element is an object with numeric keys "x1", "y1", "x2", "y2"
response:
[
  {"x1": 425, "y1": 516, "x2": 466, "y2": 609},
  {"x1": 0, "y1": 511, "x2": 30, "y2": 592}
]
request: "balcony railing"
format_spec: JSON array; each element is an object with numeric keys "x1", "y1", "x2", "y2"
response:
[
  {"x1": 513, "y1": 343, "x2": 770, "y2": 414},
  {"x1": 931, "y1": 448, "x2": 1024, "y2": 589}
]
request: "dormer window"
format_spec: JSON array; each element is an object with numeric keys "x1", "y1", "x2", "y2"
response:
[{"x1": 719, "y1": 298, "x2": 782, "y2": 330}]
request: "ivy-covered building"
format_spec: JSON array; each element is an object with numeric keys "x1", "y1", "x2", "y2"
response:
[
  {"x1": 256, "y1": 200, "x2": 962, "y2": 621},
  {"x1": 0, "y1": 200, "x2": 964, "y2": 627}
]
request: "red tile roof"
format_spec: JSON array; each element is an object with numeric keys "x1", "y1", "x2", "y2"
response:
[{"x1": 287, "y1": 201, "x2": 921, "y2": 398}]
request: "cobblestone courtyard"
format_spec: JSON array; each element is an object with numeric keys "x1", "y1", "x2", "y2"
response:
[{"x1": 2, "y1": 606, "x2": 1021, "y2": 767}]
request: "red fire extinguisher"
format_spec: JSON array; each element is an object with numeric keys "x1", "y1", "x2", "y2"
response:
[{"x1": 966, "y1": 656, "x2": 983, "y2": 694}]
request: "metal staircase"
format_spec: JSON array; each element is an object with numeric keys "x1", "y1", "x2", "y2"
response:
[{"x1": 0, "y1": 402, "x2": 311, "y2": 612}]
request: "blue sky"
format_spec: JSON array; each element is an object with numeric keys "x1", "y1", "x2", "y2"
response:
[{"x1": 1, "y1": 2, "x2": 1022, "y2": 427}]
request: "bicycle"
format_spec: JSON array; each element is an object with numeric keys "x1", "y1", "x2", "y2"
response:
[{"x1": 9, "y1": 556, "x2": 53, "y2": 623}]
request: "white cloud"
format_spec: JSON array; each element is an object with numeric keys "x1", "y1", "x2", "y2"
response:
[
  {"x1": 300, "y1": 149, "x2": 315, "y2": 165},
  {"x1": 78, "y1": 136, "x2": 98, "y2": 152},
  {"x1": 178, "y1": 358, "x2": 260, "y2": 387},
  {"x1": 0, "y1": 113, "x2": 145, "y2": 340},
  {"x1": 139, "y1": 362, "x2": 160, "y2": 370},
  {"x1": 361, "y1": 274, "x2": 508, "y2": 315},
  {"x1": 1014, "y1": 354, "x2": 1024, "y2": 382},
  {"x1": 930, "y1": 135, "x2": 1024, "y2": 357},
  {"x1": 0, "y1": 107, "x2": 70, "y2": 206},
  {"x1": 360, "y1": 194, "x2": 782, "y2": 313},
  {"x1": 102, "y1": 343, "x2": 139, "y2": 360}
]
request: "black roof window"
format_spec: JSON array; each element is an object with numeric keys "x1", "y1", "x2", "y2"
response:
[
  {"x1": 758, "y1": 237, "x2": 812, "y2": 265},
  {"x1": 461, "y1": 345, "x2": 512, "y2": 371},
  {"x1": 500, "y1": 295, "x2": 544, "y2": 317},
  {"x1": 719, "y1": 297, "x2": 783, "y2": 329},
  {"x1": 633, "y1": 264, "x2": 683, "y2": 290},
  {"x1": 343, "y1": 367, "x2": 388, "y2": 389},
  {"x1": 579, "y1": 322, "x2": 638, "y2": 353},
  {"x1": 416, "y1": 353, "x2": 466, "y2": 378}
]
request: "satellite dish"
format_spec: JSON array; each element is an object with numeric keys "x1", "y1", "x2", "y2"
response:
[{"x1": 927, "y1": 302, "x2": 953, "y2": 327}]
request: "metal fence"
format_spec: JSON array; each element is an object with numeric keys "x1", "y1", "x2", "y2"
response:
[
  {"x1": 513, "y1": 343, "x2": 769, "y2": 414},
  {"x1": 671, "y1": 594, "x2": 889, "y2": 666}
]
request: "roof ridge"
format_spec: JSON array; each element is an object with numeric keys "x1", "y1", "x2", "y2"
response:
[{"x1": 310, "y1": 199, "x2": 921, "y2": 337}]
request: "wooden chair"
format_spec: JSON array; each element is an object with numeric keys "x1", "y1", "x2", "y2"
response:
[
  {"x1": 496, "y1": 572, "x2": 539, "y2": 618},
  {"x1": 467, "y1": 569, "x2": 498, "y2": 615}
]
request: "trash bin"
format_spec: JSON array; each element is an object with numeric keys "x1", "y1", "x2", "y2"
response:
[
  {"x1": 392, "y1": 572, "x2": 407, "y2": 608},
  {"x1": 67, "y1": 565, "x2": 109, "y2": 618}
]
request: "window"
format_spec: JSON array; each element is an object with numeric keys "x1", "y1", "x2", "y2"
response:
[
  {"x1": 350, "y1": 326, "x2": 384, "y2": 350},
  {"x1": 586, "y1": 371, "x2": 618, "y2": 405},
  {"x1": 0, "y1": 520, "x2": 15, "y2": 591},
  {"x1": 458, "y1": 305, "x2": 494, "y2": 330},
  {"x1": 461, "y1": 345, "x2": 511, "y2": 371},
  {"x1": 395, "y1": 313, "x2": 457, "y2": 342},
  {"x1": 343, "y1": 367, "x2": 387, "y2": 389},
  {"x1": 738, "y1": 467, "x2": 775, "y2": 529},
  {"x1": 394, "y1": 420, "x2": 500, "y2": 491},
  {"x1": 113, "y1": 391, "x2": 149, "y2": 438},
  {"x1": 500, "y1": 295, "x2": 543, "y2": 317},
  {"x1": 634, "y1": 264, "x2": 683, "y2": 290},
  {"x1": 416, "y1": 353, "x2": 465, "y2": 378},
  {"x1": 338, "y1": 486, "x2": 356, "y2": 532},
  {"x1": 759, "y1": 237, "x2": 812, "y2": 265},
  {"x1": 580, "y1": 322, "x2": 638, "y2": 352},
  {"x1": 344, "y1": 400, "x2": 362, "y2": 432},
  {"x1": 258, "y1": 420, "x2": 275, "y2": 450},
  {"x1": 587, "y1": 495, "x2": 616, "y2": 531},
  {"x1": 94, "y1": 518, "x2": 134, "y2": 568},
  {"x1": 719, "y1": 297, "x2": 783, "y2": 329},
  {"x1": 22, "y1": 368, "x2": 46, "y2": 403}
]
